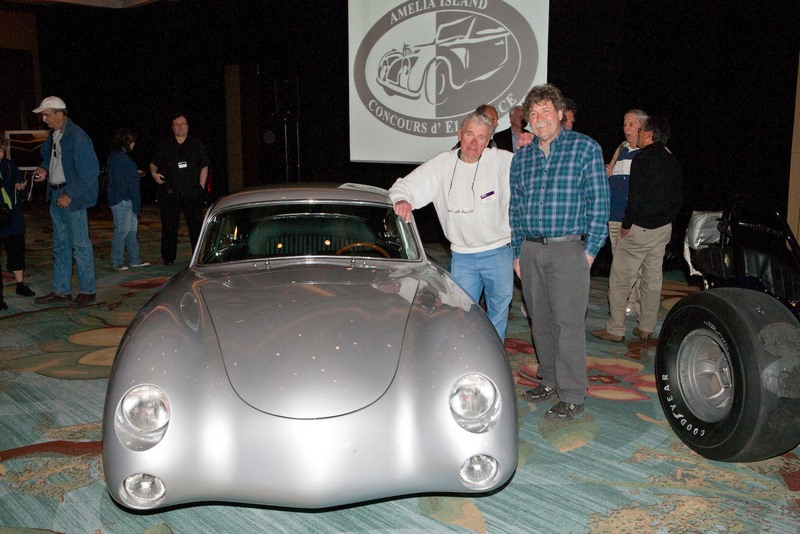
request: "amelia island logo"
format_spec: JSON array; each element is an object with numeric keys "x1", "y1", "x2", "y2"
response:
[{"x1": 353, "y1": 0, "x2": 538, "y2": 138}]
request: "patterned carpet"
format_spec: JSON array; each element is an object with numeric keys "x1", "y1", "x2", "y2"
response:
[{"x1": 1, "y1": 201, "x2": 798, "y2": 533}]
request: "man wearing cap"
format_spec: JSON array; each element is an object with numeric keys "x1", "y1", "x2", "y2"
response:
[{"x1": 32, "y1": 96, "x2": 100, "y2": 307}]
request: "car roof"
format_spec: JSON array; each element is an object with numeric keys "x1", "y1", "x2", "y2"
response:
[{"x1": 210, "y1": 183, "x2": 392, "y2": 212}]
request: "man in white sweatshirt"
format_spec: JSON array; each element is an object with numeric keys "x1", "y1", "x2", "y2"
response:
[{"x1": 389, "y1": 112, "x2": 514, "y2": 341}]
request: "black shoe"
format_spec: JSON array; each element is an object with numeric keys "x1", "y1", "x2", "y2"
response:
[
  {"x1": 164, "y1": 260, "x2": 175, "y2": 266},
  {"x1": 545, "y1": 401, "x2": 584, "y2": 422},
  {"x1": 16, "y1": 284, "x2": 35, "y2": 297},
  {"x1": 522, "y1": 383, "x2": 558, "y2": 402},
  {"x1": 0, "y1": 299, "x2": 8, "y2": 311},
  {"x1": 71, "y1": 293, "x2": 96, "y2": 307},
  {"x1": 35, "y1": 292, "x2": 72, "y2": 304}
]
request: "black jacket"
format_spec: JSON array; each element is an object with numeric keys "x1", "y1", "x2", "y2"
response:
[
  {"x1": 493, "y1": 127, "x2": 514, "y2": 152},
  {"x1": 622, "y1": 142, "x2": 683, "y2": 230}
]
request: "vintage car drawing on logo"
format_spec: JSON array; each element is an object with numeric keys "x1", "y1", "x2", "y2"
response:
[{"x1": 376, "y1": 15, "x2": 510, "y2": 105}]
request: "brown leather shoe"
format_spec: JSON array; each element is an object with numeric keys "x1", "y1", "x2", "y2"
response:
[
  {"x1": 34, "y1": 292, "x2": 72, "y2": 304},
  {"x1": 71, "y1": 293, "x2": 96, "y2": 307},
  {"x1": 591, "y1": 329, "x2": 625, "y2": 343},
  {"x1": 633, "y1": 327, "x2": 652, "y2": 341}
]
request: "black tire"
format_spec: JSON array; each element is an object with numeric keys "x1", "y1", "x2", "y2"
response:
[{"x1": 656, "y1": 288, "x2": 800, "y2": 461}]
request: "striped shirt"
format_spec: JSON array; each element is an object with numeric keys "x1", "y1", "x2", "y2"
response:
[
  {"x1": 608, "y1": 144, "x2": 639, "y2": 221},
  {"x1": 509, "y1": 128, "x2": 610, "y2": 257}
]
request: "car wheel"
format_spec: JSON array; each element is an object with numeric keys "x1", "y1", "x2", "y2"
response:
[
  {"x1": 656, "y1": 288, "x2": 800, "y2": 461},
  {"x1": 424, "y1": 59, "x2": 449, "y2": 105}
]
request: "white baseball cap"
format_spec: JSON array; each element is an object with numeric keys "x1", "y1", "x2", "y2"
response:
[{"x1": 33, "y1": 96, "x2": 67, "y2": 113}]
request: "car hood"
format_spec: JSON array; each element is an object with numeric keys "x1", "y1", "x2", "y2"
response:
[{"x1": 199, "y1": 265, "x2": 420, "y2": 419}]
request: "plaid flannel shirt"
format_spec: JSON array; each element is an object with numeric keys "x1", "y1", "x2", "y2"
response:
[{"x1": 509, "y1": 129, "x2": 610, "y2": 258}]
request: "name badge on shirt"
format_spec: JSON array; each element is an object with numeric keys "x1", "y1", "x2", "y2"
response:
[
  {"x1": 178, "y1": 161, "x2": 188, "y2": 169},
  {"x1": 480, "y1": 190, "x2": 496, "y2": 204}
]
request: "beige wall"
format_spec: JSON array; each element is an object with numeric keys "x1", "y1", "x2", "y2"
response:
[
  {"x1": 0, "y1": 10, "x2": 41, "y2": 99},
  {"x1": 225, "y1": 65, "x2": 244, "y2": 193},
  {"x1": 0, "y1": 11, "x2": 37, "y2": 49},
  {"x1": 789, "y1": 53, "x2": 800, "y2": 238}
]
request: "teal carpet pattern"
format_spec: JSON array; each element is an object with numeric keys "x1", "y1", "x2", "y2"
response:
[{"x1": 1, "y1": 202, "x2": 799, "y2": 533}]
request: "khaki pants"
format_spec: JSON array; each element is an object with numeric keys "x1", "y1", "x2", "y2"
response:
[
  {"x1": 608, "y1": 220, "x2": 641, "y2": 315},
  {"x1": 605, "y1": 223, "x2": 672, "y2": 336}
]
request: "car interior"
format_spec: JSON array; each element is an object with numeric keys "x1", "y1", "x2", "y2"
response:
[
  {"x1": 199, "y1": 204, "x2": 420, "y2": 264},
  {"x1": 246, "y1": 214, "x2": 379, "y2": 257},
  {"x1": 686, "y1": 200, "x2": 800, "y2": 302}
]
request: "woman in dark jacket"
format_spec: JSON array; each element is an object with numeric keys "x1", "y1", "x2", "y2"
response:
[
  {"x1": 107, "y1": 128, "x2": 149, "y2": 270},
  {"x1": 0, "y1": 142, "x2": 35, "y2": 310}
]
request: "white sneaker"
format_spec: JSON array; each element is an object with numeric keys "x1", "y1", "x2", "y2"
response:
[
  {"x1": 114, "y1": 265, "x2": 129, "y2": 271},
  {"x1": 131, "y1": 262, "x2": 151, "y2": 268}
]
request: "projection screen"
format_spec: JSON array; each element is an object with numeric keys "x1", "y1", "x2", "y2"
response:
[{"x1": 349, "y1": 0, "x2": 549, "y2": 164}]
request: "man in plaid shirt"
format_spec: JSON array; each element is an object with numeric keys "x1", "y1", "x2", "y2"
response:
[{"x1": 510, "y1": 84, "x2": 609, "y2": 422}]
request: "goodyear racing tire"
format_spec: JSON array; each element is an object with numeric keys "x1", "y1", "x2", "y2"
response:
[{"x1": 655, "y1": 288, "x2": 800, "y2": 461}]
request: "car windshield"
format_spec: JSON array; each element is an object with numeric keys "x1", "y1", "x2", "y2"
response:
[{"x1": 198, "y1": 202, "x2": 422, "y2": 264}]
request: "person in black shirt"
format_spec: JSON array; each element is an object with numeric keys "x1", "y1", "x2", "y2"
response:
[
  {"x1": 149, "y1": 113, "x2": 209, "y2": 265},
  {"x1": 592, "y1": 116, "x2": 682, "y2": 343},
  {"x1": 493, "y1": 105, "x2": 527, "y2": 152}
]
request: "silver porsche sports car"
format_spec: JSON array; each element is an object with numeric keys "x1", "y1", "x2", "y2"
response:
[{"x1": 102, "y1": 183, "x2": 518, "y2": 510}]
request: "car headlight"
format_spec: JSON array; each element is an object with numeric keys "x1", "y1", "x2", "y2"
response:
[
  {"x1": 449, "y1": 373, "x2": 501, "y2": 433},
  {"x1": 460, "y1": 454, "x2": 500, "y2": 488},
  {"x1": 115, "y1": 385, "x2": 170, "y2": 451},
  {"x1": 121, "y1": 473, "x2": 167, "y2": 508}
]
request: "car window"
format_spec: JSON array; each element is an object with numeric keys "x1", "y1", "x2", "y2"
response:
[
  {"x1": 437, "y1": 16, "x2": 473, "y2": 41},
  {"x1": 198, "y1": 202, "x2": 422, "y2": 265}
]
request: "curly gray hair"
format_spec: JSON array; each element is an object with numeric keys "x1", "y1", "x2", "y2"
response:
[{"x1": 522, "y1": 84, "x2": 566, "y2": 119}]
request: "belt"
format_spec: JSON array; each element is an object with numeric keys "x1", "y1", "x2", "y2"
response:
[
  {"x1": 525, "y1": 235, "x2": 584, "y2": 244},
  {"x1": 49, "y1": 183, "x2": 67, "y2": 190}
]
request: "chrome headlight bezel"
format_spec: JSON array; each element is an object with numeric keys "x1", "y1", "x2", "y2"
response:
[
  {"x1": 449, "y1": 373, "x2": 501, "y2": 433},
  {"x1": 120, "y1": 473, "x2": 167, "y2": 508},
  {"x1": 115, "y1": 384, "x2": 170, "y2": 451},
  {"x1": 460, "y1": 454, "x2": 500, "y2": 488}
]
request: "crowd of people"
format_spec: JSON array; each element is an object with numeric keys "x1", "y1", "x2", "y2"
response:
[
  {"x1": 390, "y1": 83, "x2": 682, "y2": 422},
  {"x1": 2, "y1": 89, "x2": 684, "y2": 424},
  {"x1": 0, "y1": 96, "x2": 208, "y2": 310}
]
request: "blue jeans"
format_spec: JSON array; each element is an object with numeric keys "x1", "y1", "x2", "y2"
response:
[
  {"x1": 111, "y1": 200, "x2": 143, "y2": 267},
  {"x1": 49, "y1": 194, "x2": 96, "y2": 295},
  {"x1": 450, "y1": 243, "x2": 513, "y2": 341}
]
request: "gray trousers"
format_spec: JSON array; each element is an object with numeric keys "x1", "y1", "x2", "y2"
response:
[{"x1": 519, "y1": 239, "x2": 590, "y2": 404}]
